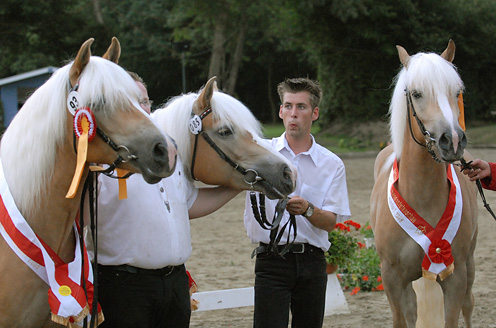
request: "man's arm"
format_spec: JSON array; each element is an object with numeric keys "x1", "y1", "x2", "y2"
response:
[
  {"x1": 285, "y1": 195, "x2": 336, "y2": 232},
  {"x1": 188, "y1": 186, "x2": 241, "y2": 219}
]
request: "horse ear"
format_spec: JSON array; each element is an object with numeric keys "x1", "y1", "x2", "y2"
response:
[
  {"x1": 195, "y1": 76, "x2": 217, "y2": 114},
  {"x1": 440, "y1": 40, "x2": 455, "y2": 63},
  {"x1": 396, "y1": 45, "x2": 410, "y2": 68},
  {"x1": 102, "y1": 37, "x2": 121, "y2": 64},
  {"x1": 69, "y1": 38, "x2": 94, "y2": 88}
]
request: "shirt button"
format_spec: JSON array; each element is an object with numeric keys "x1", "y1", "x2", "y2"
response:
[{"x1": 160, "y1": 187, "x2": 164, "y2": 192}]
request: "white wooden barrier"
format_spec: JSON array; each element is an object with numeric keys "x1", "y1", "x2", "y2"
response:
[{"x1": 193, "y1": 273, "x2": 349, "y2": 316}]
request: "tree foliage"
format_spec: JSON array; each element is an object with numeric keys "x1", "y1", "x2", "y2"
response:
[{"x1": 1, "y1": 0, "x2": 496, "y2": 126}]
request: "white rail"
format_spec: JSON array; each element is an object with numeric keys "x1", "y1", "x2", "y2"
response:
[{"x1": 193, "y1": 273, "x2": 349, "y2": 316}]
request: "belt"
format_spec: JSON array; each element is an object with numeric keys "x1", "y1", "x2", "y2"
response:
[
  {"x1": 251, "y1": 242, "x2": 323, "y2": 258},
  {"x1": 98, "y1": 264, "x2": 177, "y2": 276}
]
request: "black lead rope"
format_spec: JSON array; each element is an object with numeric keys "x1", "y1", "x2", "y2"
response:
[
  {"x1": 459, "y1": 158, "x2": 496, "y2": 221},
  {"x1": 80, "y1": 171, "x2": 99, "y2": 328},
  {"x1": 250, "y1": 193, "x2": 297, "y2": 257}
]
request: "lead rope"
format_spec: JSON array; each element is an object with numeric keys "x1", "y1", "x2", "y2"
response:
[
  {"x1": 80, "y1": 171, "x2": 99, "y2": 328},
  {"x1": 459, "y1": 158, "x2": 496, "y2": 221},
  {"x1": 250, "y1": 193, "x2": 297, "y2": 257}
]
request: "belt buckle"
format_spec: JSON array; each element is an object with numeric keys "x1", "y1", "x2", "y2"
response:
[
  {"x1": 163, "y1": 266, "x2": 174, "y2": 276},
  {"x1": 293, "y1": 244, "x2": 305, "y2": 254}
]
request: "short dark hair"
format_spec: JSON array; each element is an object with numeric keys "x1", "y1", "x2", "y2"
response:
[{"x1": 277, "y1": 78, "x2": 322, "y2": 108}]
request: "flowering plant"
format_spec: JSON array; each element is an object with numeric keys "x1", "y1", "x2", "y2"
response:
[
  {"x1": 326, "y1": 220, "x2": 384, "y2": 295},
  {"x1": 324, "y1": 221, "x2": 359, "y2": 268}
]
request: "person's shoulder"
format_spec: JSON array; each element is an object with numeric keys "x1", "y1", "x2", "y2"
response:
[{"x1": 313, "y1": 142, "x2": 343, "y2": 164}]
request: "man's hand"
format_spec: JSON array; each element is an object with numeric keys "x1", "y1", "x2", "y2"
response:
[{"x1": 286, "y1": 195, "x2": 308, "y2": 216}]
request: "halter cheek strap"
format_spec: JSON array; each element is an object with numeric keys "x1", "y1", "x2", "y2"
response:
[
  {"x1": 189, "y1": 107, "x2": 267, "y2": 189},
  {"x1": 405, "y1": 88, "x2": 441, "y2": 163}
]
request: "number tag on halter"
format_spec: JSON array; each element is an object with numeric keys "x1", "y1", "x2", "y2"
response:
[
  {"x1": 66, "y1": 91, "x2": 81, "y2": 116},
  {"x1": 189, "y1": 115, "x2": 202, "y2": 134}
]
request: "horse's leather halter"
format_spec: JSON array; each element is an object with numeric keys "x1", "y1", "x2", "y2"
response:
[
  {"x1": 405, "y1": 88, "x2": 442, "y2": 163},
  {"x1": 69, "y1": 82, "x2": 135, "y2": 179},
  {"x1": 189, "y1": 106, "x2": 283, "y2": 195},
  {"x1": 405, "y1": 89, "x2": 496, "y2": 221},
  {"x1": 189, "y1": 105, "x2": 296, "y2": 256}
]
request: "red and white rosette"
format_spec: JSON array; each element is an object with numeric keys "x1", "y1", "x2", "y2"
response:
[{"x1": 73, "y1": 107, "x2": 97, "y2": 142}]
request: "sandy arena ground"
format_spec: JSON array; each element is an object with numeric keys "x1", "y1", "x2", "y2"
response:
[{"x1": 187, "y1": 147, "x2": 496, "y2": 328}]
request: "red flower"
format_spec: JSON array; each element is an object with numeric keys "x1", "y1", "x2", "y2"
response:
[
  {"x1": 428, "y1": 239, "x2": 452, "y2": 264},
  {"x1": 357, "y1": 242, "x2": 365, "y2": 249},
  {"x1": 344, "y1": 220, "x2": 361, "y2": 230},
  {"x1": 377, "y1": 276, "x2": 382, "y2": 282},
  {"x1": 362, "y1": 275, "x2": 369, "y2": 281},
  {"x1": 350, "y1": 287, "x2": 361, "y2": 295}
]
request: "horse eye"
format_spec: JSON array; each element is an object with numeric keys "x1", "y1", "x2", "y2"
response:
[
  {"x1": 217, "y1": 127, "x2": 233, "y2": 137},
  {"x1": 411, "y1": 90, "x2": 422, "y2": 100}
]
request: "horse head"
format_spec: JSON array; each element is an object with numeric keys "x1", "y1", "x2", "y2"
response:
[
  {"x1": 391, "y1": 40, "x2": 466, "y2": 163},
  {"x1": 68, "y1": 37, "x2": 177, "y2": 183},
  {"x1": 153, "y1": 77, "x2": 296, "y2": 199}
]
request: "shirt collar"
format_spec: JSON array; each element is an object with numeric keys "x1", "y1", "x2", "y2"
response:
[{"x1": 276, "y1": 132, "x2": 319, "y2": 166}]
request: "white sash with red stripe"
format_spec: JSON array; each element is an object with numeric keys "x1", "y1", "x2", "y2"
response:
[
  {"x1": 0, "y1": 160, "x2": 103, "y2": 326},
  {"x1": 387, "y1": 159, "x2": 462, "y2": 280}
]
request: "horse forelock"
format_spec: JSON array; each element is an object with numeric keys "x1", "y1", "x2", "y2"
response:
[
  {"x1": 389, "y1": 51, "x2": 464, "y2": 161},
  {"x1": 0, "y1": 56, "x2": 141, "y2": 213}
]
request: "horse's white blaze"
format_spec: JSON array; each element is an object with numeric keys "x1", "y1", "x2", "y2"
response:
[{"x1": 437, "y1": 93, "x2": 459, "y2": 152}]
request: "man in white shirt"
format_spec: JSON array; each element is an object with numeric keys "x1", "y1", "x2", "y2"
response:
[
  {"x1": 90, "y1": 73, "x2": 240, "y2": 328},
  {"x1": 244, "y1": 78, "x2": 351, "y2": 328}
]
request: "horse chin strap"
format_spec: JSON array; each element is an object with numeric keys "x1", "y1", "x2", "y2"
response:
[{"x1": 405, "y1": 88, "x2": 442, "y2": 163}]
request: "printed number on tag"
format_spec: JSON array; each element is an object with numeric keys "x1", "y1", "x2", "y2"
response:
[
  {"x1": 189, "y1": 115, "x2": 202, "y2": 134},
  {"x1": 67, "y1": 91, "x2": 80, "y2": 116}
]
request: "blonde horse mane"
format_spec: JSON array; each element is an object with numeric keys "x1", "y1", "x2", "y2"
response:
[
  {"x1": 389, "y1": 51, "x2": 464, "y2": 160},
  {"x1": 152, "y1": 89, "x2": 265, "y2": 179},
  {"x1": 0, "y1": 56, "x2": 142, "y2": 214}
]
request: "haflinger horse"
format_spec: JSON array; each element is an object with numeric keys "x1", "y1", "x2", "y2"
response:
[
  {"x1": 152, "y1": 76, "x2": 296, "y2": 199},
  {"x1": 0, "y1": 38, "x2": 176, "y2": 327},
  {"x1": 370, "y1": 40, "x2": 478, "y2": 328}
]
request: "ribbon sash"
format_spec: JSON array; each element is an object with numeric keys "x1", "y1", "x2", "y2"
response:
[
  {"x1": 0, "y1": 160, "x2": 102, "y2": 326},
  {"x1": 387, "y1": 159, "x2": 462, "y2": 280}
]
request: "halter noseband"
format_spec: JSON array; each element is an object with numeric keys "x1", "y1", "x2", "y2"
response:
[{"x1": 405, "y1": 88, "x2": 442, "y2": 163}]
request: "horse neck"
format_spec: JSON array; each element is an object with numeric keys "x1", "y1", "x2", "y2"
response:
[
  {"x1": 397, "y1": 133, "x2": 450, "y2": 223},
  {"x1": 26, "y1": 127, "x2": 83, "y2": 262}
]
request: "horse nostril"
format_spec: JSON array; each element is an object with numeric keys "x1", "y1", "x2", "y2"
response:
[
  {"x1": 438, "y1": 133, "x2": 452, "y2": 151},
  {"x1": 153, "y1": 142, "x2": 168, "y2": 164},
  {"x1": 282, "y1": 165, "x2": 294, "y2": 184},
  {"x1": 459, "y1": 132, "x2": 467, "y2": 149}
]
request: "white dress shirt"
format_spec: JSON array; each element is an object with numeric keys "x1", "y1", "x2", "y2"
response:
[
  {"x1": 88, "y1": 157, "x2": 199, "y2": 269},
  {"x1": 244, "y1": 133, "x2": 351, "y2": 251}
]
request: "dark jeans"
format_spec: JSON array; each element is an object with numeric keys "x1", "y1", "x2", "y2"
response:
[
  {"x1": 97, "y1": 264, "x2": 190, "y2": 328},
  {"x1": 254, "y1": 246, "x2": 328, "y2": 328}
]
